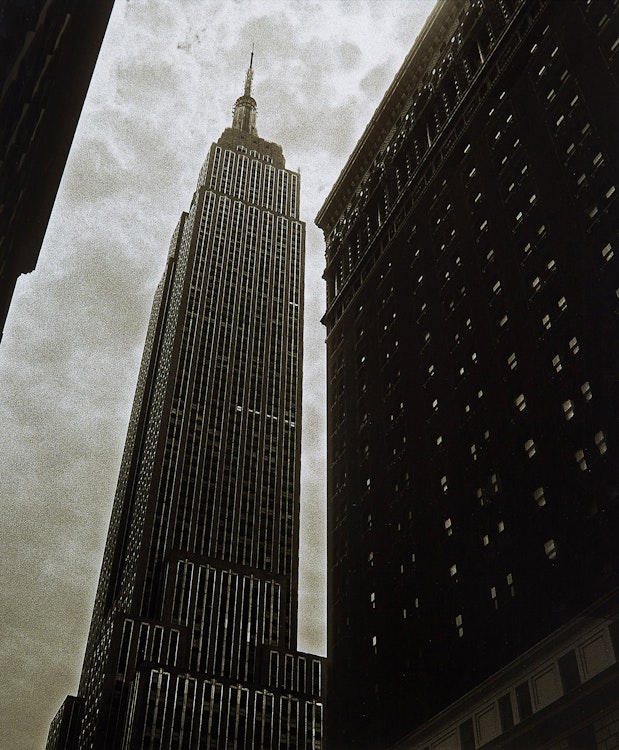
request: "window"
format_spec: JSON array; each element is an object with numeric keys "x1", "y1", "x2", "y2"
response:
[
  {"x1": 533, "y1": 487, "x2": 546, "y2": 507},
  {"x1": 602, "y1": 243, "x2": 614, "y2": 262},
  {"x1": 483, "y1": 534, "x2": 489, "y2": 546},
  {"x1": 450, "y1": 564, "x2": 458, "y2": 577},
  {"x1": 445, "y1": 518, "x2": 453, "y2": 536},
  {"x1": 581, "y1": 381, "x2": 592, "y2": 401},
  {"x1": 542, "y1": 313, "x2": 552, "y2": 330},
  {"x1": 594, "y1": 431, "x2": 607, "y2": 454},
  {"x1": 498, "y1": 520, "x2": 505, "y2": 533},
  {"x1": 562, "y1": 399, "x2": 575, "y2": 420},
  {"x1": 515, "y1": 393, "x2": 526, "y2": 412},
  {"x1": 525, "y1": 439, "x2": 537, "y2": 458},
  {"x1": 552, "y1": 354, "x2": 562, "y2": 373},
  {"x1": 558, "y1": 296, "x2": 568, "y2": 312},
  {"x1": 575, "y1": 449, "x2": 587, "y2": 471},
  {"x1": 441, "y1": 475, "x2": 448, "y2": 492},
  {"x1": 544, "y1": 539, "x2": 557, "y2": 560},
  {"x1": 508, "y1": 352, "x2": 517, "y2": 370},
  {"x1": 569, "y1": 336, "x2": 580, "y2": 354},
  {"x1": 455, "y1": 614, "x2": 463, "y2": 637}
]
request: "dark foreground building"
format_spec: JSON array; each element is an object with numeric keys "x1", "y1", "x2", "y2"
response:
[
  {"x1": 47, "y1": 61, "x2": 323, "y2": 749},
  {"x1": 316, "y1": 0, "x2": 619, "y2": 747},
  {"x1": 0, "y1": 0, "x2": 115, "y2": 341}
]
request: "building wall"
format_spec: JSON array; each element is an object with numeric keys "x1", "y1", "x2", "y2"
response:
[
  {"x1": 0, "y1": 0, "x2": 115, "y2": 339},
  {"x1": 317, "y1": 0, "x2": 619, "y2": 747},
  {"x1": 49, "y1": 93, "x2": 324, "y2": 748}
]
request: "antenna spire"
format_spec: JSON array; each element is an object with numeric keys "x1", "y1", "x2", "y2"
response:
[{"x1": 232, "y1": 49, "x2": 258, "y2": 135}]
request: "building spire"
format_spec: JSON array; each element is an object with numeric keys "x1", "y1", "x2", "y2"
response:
[{"x1": 233, "y1": 47, "x2": 257, "y2": 135}]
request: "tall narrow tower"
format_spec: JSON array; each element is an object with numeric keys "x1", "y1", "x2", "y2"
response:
[{"x1": 47, "y1": 59, "x2": 323, "y2": 750}]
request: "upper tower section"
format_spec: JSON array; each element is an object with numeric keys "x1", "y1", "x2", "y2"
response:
[{"x1": 232, "y1": 49, "x2": 257, "y2": 135}]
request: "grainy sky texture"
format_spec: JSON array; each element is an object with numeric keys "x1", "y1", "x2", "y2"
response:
[{"x1": 0, "y1": 1, "x2": 434, "y2": 747}]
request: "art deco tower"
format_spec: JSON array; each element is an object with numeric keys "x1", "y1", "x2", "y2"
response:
[{"x1": 47, "y1": 59, "x2": 323, "y2": 750}]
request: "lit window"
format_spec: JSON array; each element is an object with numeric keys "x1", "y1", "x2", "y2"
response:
[
  {"x1": 368, "y1": 551, "x2": 374, "y2": 566},
  {"x1": 432, "y1": 398, "x2": 439, "y2": 410},
  {"x1": 372, "y1": 635, "x2": 377, "y2": 646},
  {"x1": 575, "y1": 449, "x2": 587, "y2": 471},
  {"x1": 534, "y1": 487, "x2": 546, "y2": 507},
  {"x1": 498, "y1": 520, "x2": 505, "y2": 533},
  {"x1": 602, "y1": 243, "x2": 614, "y2": 262},
  {"x1": 594, "y1": 431, "x2": 607, "y2": 454},
  {"x1": 436, "y1": 435, "x2": 443, "y2": 446},
  {"x1": 450, "y1": 564, "x2": 457, "y2": 577},
  {"x1": 515, "y1": 393, "x2": 526, "y2": 412},
  {"x1": 569, "y1": 336, "x2": 580, "y2": 354},
  {"x1": 562, "y1": 399, "x2": 575, "y2": 420},
  {"x1": 552, "y1": 354, "x2": 562, "y2": 373},
  {"x1": 493, "y1": 280, "x2": 502, "y2": 294},
  {"x1": 370, "y1": 592, "x2": 376, "y2": 606},
  {"x1": 542, "y1": 313, "x2": 552, "y2": 330},
  {"x1": 544, "y1": 539, "x2": 557, "y2": 560},
  {"x1": 499, "y1": 314, "x2": 509, "y2": 327},
  {"x1": 428, "y1": 364, "x2": 435, "y2": 376},
  {"x1": 558, "y1": 296, "x2": 567, "y2": 311},
  {"x1": 471, "y1": 444, "x2": 477, "y2": 460},
  {"x1": 593, "y1": 152, "x2": 604, "y2": 167},
  {"x1": 491, "y1": 586, "x2": 497, "y2": 599},
  {"x1": 581, "y1": 381, "x2": 592, "y2": 401},
  {"x1": 606, "y1": 186, "x2": 616, "y2": 199},
  {"x1": 455, "y1": 614, "x2": 463, "y2": 637},
  {"x1": 441, "y1": 475, "x2": 448, "y2": 492},
  {"x1": 478, "y1": 389, "x2": 484, "y2": 399},
  {"x1": 508, "y1": 352, "x2": 517, "y2": 370},
  {"x1": 414, "y1": 597, "x2": 419, "y2": 609},
  {"x1": 491, "y1": 473, "x2": 499, "y2": 493},
  {"x1": 525, "y1": 439, "x2": 537, "y2": 458},
  {"x1": 532, "y1": 276, "x2": 541, "y2": 291},
  {"x1": 483, "y1": 534, "x2": 489, "y2": 546},
  {"x1": 445, "y1": 518, "x2": 453, "y2": 536}
]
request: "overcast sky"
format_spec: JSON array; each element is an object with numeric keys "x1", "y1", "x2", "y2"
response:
[{"x1": 0, "y1": 2, "x2": 434, "y2": 747}]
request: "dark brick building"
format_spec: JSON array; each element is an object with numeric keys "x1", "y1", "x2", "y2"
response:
[
  {"x1": 0, "y1": 0, "x2": 115, "y2": 340},
  {"x1": 316, "y1": 1, "x2": 619, "y2": 747}
]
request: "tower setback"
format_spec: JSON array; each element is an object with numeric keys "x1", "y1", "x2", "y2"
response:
[
  {"x1": 316, "y1": 0, "x2": 619, "y2": 747},
  {"x1": 47, "y1": 60, "x2": 323, "y2": 750}
]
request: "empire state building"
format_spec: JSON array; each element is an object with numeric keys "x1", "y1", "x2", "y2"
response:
[{"x1": 47, "y1": 59, "x2": 324, "y2": 750}]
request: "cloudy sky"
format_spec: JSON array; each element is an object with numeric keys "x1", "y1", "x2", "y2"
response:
[{"x1": 0, "y1": 1, "x2": 434, "y2": 747}]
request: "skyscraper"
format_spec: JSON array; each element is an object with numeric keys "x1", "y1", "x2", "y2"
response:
[
  {"x1": 316, "y1": 0, "x2": 619, "y2": 747},
  {"x1": 47, "y1": 59, "x2": 323, "y2": 750}
]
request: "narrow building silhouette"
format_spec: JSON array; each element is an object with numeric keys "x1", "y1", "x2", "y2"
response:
[
  {"x1": 316, "y1": 0, "x2": 619, "y2": 747},
  {"x1": 47, "y1": 59, "x2": 323, "y2": 750},
  {"x1": 0, "y1": 0, "x2": 115, "y2": 340}
]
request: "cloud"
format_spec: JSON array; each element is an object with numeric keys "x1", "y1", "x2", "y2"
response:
[{"x1": 0, "y1": 2, "x2": 436, "y2": 747}]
